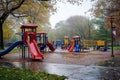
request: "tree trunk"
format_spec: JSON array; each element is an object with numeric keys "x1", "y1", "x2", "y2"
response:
[{"x1": 0, "y1": 22, "x2": 4, "y2": 49}]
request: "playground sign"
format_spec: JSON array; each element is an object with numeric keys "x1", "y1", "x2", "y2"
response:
[
  {"x1": 97, "y1": 40, "x2": 105, "y2": 46},
  {"x1": 83, "y1": 40, "x2": 97, "y2": 47}
]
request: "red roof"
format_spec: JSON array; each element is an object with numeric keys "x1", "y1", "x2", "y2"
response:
[
  {"x1": 73, "y1": 36, "x2": 80, "y2": 39},
  {"x1": 64, "y1": 36, "x2": 69, "y2": 38},
  {"x1": 21, "y1": 24, "x2": 38, "y2": 29},
  {"x1": 37, "y1": 31, "x2": 47, "y2": 34}
]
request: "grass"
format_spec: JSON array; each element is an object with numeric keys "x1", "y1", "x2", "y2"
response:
[
  {"x1": 9, "y1": 48, "x2": 22, "y2": 53},
  {"x1": 113, "y1": 46, "x2": 120, "y2": 50},
  {"x1": 0, "y1": 67, "x2": 67, "y2": 80},
  {"x1": 0, "y1": 47, "x2": 22, "y2": 54}
]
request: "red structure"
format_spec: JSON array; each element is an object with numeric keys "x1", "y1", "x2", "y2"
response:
[
  {"x1": 21, "y1": 24, "x2": 44, "y2": 60},
  {"x1": 68, "y1": 36, "x2": 81, "y2": 52},
  {"x1": 37, "y1": 31, "x2": 55, "y2": 52}
]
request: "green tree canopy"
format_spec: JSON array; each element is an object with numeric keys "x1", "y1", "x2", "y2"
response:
[{"x1": 92, "y1": 16, "x2": 111, "y2": 41}]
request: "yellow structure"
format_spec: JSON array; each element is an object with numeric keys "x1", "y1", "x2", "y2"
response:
[
  {"x1": 70, "y1": 40, "x2": 75, "y2": 46},
  {"x1": 83, "y1": 40, "x2": 105, "y2": 47},
  {"x1": 64, "y1": 39, "x2": 69, "y2": 45},
  {"x1": 97, "y1": 40, "x2": 105, "y2": 46},
  {"x1": 64, "y1": 36, "x2": 69, "y2": 45},
  {"x1": 83, "y1": 40, "x2": 97, "y2": 47}
]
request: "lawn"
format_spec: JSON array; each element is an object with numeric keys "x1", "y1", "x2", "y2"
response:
[{"x1": 0, "y1": 67, "x2": 67, "y2": 80}]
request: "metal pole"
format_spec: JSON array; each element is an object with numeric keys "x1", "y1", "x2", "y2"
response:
[{"x1": 110, "y1": 16, "x2": 114, "y2": 57}]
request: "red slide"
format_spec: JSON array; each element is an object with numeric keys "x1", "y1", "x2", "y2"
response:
[
  {"x1": 46, "y1": 41, "x2": 55, "y2": 51},
  {"x1": 68, "y1": 45, "x2": 74, "y2": 52},
  {"x1": 27, "y1": 40, "x2": 44, "y2": 60}
]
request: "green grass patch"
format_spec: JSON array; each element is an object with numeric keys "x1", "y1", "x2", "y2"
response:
[
  {"x1": 0, "y1": 67, "x2": 67, "y2": 80},
  {"x1": 0, "y1": 47, "x2": 22, "y2": 54},
  {"x1": 113, "y1": 46, "x2": 120, "y2": 50},
  {"x1": 108, "y1": 46, "x2": 120, "y2": 50},
  {"x1": 9, "y1": 48, "x2": 22, "y2": 54}
]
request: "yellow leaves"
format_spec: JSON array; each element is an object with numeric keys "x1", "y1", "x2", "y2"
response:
[
  {"x1": 3, "y1": 20, "x2": 14, "y2": 40},
  {"x1": 3, "y1": 26, "x2": 13, "y2": 39},
  {"x1": 95, "y1": 0, "x2": 105, "y2": 9},
  {"x1": 3, "y1": 19, "x2": 14, "y2": 40},
  {"x1": 41, "y1": 1, "x2": 51, "y2": 8},
  {"x1": 37, "y1": 26, "x2": 43, "y2": 32},
  {"x1": 94, "y1": 10, "x2": 103, "y2": 17},
  {"x1": 13, "y1": 0, "x2": 55, "y2": 32}
]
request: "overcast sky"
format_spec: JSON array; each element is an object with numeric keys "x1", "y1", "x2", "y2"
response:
[{"x1": 50, "y1": 0, "x2": 93, "y2": 28}]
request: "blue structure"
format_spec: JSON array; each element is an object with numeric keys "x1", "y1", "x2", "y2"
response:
[
  {"x1": 56, "y1": 40, "x2": 62, "y2": 47},
  {"x1": 75, "y1": 44, "x2": 80, "y2": 52},
  {"x1": 0, "y1": 41, "x2": 23, "y2": 56},
  {"x1": 73, "y1": 36, "x2": 81, "y2": 52}
]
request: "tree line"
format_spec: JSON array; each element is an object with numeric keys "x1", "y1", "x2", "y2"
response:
[
  {"x1": 47, "y1": 15, "x2": 111, "y2": 42},
  {"x1": 0, "y1": 0, "x2": 120, "y2": 49}
]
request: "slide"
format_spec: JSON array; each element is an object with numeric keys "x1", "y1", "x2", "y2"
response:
[
  {"x1": 46, "y1": 41, "x2": 55, "y2": 51},
  {"x1": 27, "y1": 40, "x2": 44, "y2": 60},
  {"x1": 68, "y1": 45, "x2": 74, "y2": 52},
  {"x1": 0, "y1": 41, "x2": 23, "y2": 56}
]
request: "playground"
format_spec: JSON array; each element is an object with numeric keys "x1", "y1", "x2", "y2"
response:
[
  {"x1": 0, "y1": 48, "x2": 120, "y2": 80},
  {"x1": 0, "y1": 23, "x2": 120, "y2": 80},
  {"x1": 0, "y1": 0, "x2": 120, "y2": 79},
  {"x1": 0, "y1": 23, "x2": 110, "y2": 61}
]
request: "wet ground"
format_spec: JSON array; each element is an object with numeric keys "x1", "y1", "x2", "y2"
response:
[{"x1": 0, "y1": 48, "x2": 120, "y2": 80}]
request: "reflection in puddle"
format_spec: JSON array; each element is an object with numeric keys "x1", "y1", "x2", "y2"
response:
[
  {"x1": 10, "y1": 62, "x2": 120, "y2": 80},
  {"x1": 0, "y1": 62, "x2": 15, "y2": 68}
]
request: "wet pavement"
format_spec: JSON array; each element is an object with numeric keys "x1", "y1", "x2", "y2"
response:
[
  {"x1": 1, "y1": 62, "x2": 120, "y2": 80},
  {"x1": 0, "y1": 48, "x2": 120, "y2": 80}
]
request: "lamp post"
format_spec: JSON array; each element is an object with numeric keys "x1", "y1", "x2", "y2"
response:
[{"x1": 109, "y1": 16, "x2": 115, "y2": 57}]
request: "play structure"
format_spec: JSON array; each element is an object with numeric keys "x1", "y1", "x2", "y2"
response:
[
  {"x1": 0, "y1": 24, "x2": 44, "y2": 60},
  {"x1": 83, "y1": 40, "x2": 108, "y2": 51},
  {"x1": 0, "y1": 41, "x2": 23, "y2": 56},
  {"x1": 96, "y1": 40, "x2": 108, "y2": 51},
  {"x1": 56, "y1": 40, "x2": 62, "y2": 47},
  {"x1": 37, "y1": 32, "x2": 55, "y2": 52},
  {"x1": 67, "y1": 40, "x2": 75, "y2": 52},
  {"x1": 68, "y1": 36, "x2": 81, "y2": 52},
  {"x1": 62, "y1": 36, "x2": 69, "y2": 49}
]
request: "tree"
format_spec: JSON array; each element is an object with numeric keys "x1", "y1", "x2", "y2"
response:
[
  {"x1": 91, "y1": 0, "x2": 120, "y2": 40},
  {"x1": 3, "y1": 20, "x2": 14, "y2": 42},
  {"x1": 0, "y1": 0, "x2": 25, "y2": 49},
  {"x1": 0, "y1": 0, "x2": 51, "y2": 49},
  {"x1": 55, "y1": 15, "x2": 94, "y2": 40},
  {"x1": 92, "y1": 16, "x2": 111, "y2": 41},
  {"x1": 47, "y1": 29, "x2": 56, "y2": 41},
  {"x1": 14, "y1": 0, "x2": 54, "y2": 33},
  {"x1": 0, "y1": 0, "x2": 84, "y2": 49}
]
